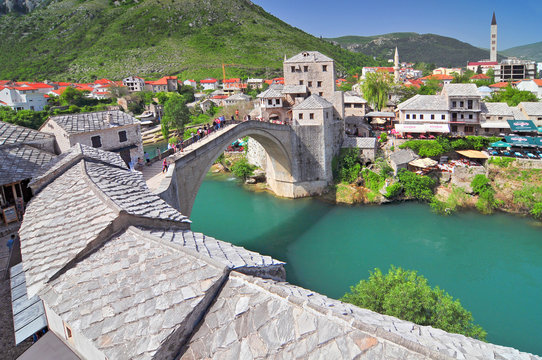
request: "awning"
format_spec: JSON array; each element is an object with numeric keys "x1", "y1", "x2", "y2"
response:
[
  {"x1": 395, "y1": 124, "x2": 426, "y2": 133},
  {"x1": 481, "y1": 121, "x2": 510, "y2": 129},
  {"x1": 395, "y1": 123, "x2": 450, "y2": 133},
  {"x1": 409, "y1": 158, "x2": 438, "y2": 168},
  {"x1": 533, "y1": 137, "x2": 542, "y2": 147},
  {"x1": 371, "y1": 118, "x2": 387, "y2": 125},
  {"x1": 456, "y1": 150, "x2": 489, "y2": 159},
  {"x1": 490, "y1": 140, "x2": 511, "y2": 148},
  {"x1": 504, "y1": 135, "x2": 536, "y2": 147},
  {"x1": 507, "y1": 120, "x2": 538, "y2": 132}
]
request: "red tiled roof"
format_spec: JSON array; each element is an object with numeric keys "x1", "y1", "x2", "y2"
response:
[
  {"x1": 468, "y1": 61, "x2": 498, "y2": 66},
  {"x1": 0, "y1": 100, "x2": 7, "y2": 105},
  {"x1": 200, "y1": 78, "x2": 217, "y2": 83},
  {"x1": 15, "y1": 82, "x2": 54, "y2": 89},
  {"x1": 56, "y1": 82, "x2": 72, "y2": 86},
  {"x1": 223, "y1": 78, "x2": 241, "y2": 83},
  {"x1": 52, "y1": 87, "x2": 68, "y2": 95},
  {"x1": 211, "y1": 95, "x2": 228, "y2": 99},
  {"x1": 94, "y1": 78, "x2": 114, "y2": 85},
  {"x1": 0, "y1": 80, "x2": 11, "y2": 85},
  {"x1": 420, "y1": 74, "x2": 454, "y2": 81},
  {"x1": 264, "y1": 80, "x2": 273, "y2": 85},
  {"x1": 365, "y1": 67, "x2": 394, "y2": 73},
  {"x1": 489, "y1": 82, "x2": 510, "y2": 88},
  {"x1": 470, "y1": 74, "x2": 490, "y2": 80},
  {"x1": 533, "y1": 79, "x2": 542, "y2": 86},
  {"x1": 148, "y1": 76, "x2": 177, "y2": 85}
]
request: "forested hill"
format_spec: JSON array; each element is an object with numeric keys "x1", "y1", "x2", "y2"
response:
[
  {"x1": 0, "y1": 0, "x2": 384, "y2": 82},
  {"x1": 501, "y1": 41, "x2": 542, "y2": 62},
  {"x1": 327, "y1": 33, "x2": 504, "y2": 67}
]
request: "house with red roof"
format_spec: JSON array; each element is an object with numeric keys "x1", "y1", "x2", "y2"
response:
[
  {"x1": 146, "y1": 76, "x2": 179, "y2": 92},
  {"x1": 271, "y1": 77, "x2": 284, "y2": 85},
  {"x1": 516, "y1": 79, "x2": 542, "y2": 99},
  {"x1": 420, "y1": 74, "x2": 454, "y2": 85},
  {"x1": 466, "y1": 61, "x2": 499, "y2": 74},
  {"x1": 362, "y1": 67, "x2": 394, "y2": 79},
  {"x1": 470, "y1": 74, "x2": 491, "y2": 81},
  {"x1": 222, "y1": 78, "x2": 246, "y2": 93},
  {"x1": 200, "y1": 78, "x2": 218, "y2": 91},
  {"x1": 0, "y1": 84, "x2": 48, "y2": 111},
  {"x1": 336, "y1": 78, "x2": 347, "y2": 87},
  {"x1": 183, "y1": 79, "x2": 197, "y2": 88},
  {"x1": 489, "y1": 81, "x2": 510, "y2": 91}
]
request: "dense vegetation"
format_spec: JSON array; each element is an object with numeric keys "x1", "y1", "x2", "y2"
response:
[
  {"x1": 399, "y1": 136, "x2": 502, "y2": 157},
  {"x1": 0, "y1": 0, "x2": 384, "y2": 81},
  {"x1": 501, "y1": 41, "x2": 542, "y2": 63},
  {"x1": 485, "y1": 86, "x2": 539, "y2": 106},
  {"x1": 327, "y1": 33, "x2": 503, "y2": 67},
  {"x1": 342, "y1": 266, "x2": 487, "y2": 340}
]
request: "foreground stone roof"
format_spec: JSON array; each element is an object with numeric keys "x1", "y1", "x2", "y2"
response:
[
  {"x1": 481, "y1": 102, "x2": 514, "y2": 116},
  {"x1": 48, "y1": 110, "x2": 139, "y2": 135},
  {"x1": 0, "y1": 121, "x2": 53, "y2": 146},
  {"x1": 397, "y1": 94, "x2": 448, "y2": 111},
  {"x1": 284, "y1": 51, "x2": 333, "y2": 63},
  {"x1": 293, "y1": 94, "x2": 333, "y2": 110},
  {"x1": 0, "y1": 144, "x2": 55, "y2": 185},
  {"x1": 442, "y1": 83, "x2": 480, "y2": 97},
  {"x1": 519, "y1": 102, "x2": 542, "y2": 116},
  {"x1": 15, "y1": 143, "x2": 542, "y2": 360}
]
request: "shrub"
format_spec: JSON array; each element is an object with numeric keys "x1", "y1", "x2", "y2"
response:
[
  {"x1": 379, "y1": 132, "x2": 388, "y2": 142},
  {"x1": 531, "y1": 202, "x2": 542, "y2": 219},
  {"x1": 488, "y1": 157, "x2": 515, "y2": 168},
  {"x1": 231, "y1": 157, "x2": 256, "y2": 180},
  {"x1": 397, "y1": 169, "x2": 436, "y2": 201},
  {"x1": 471, "y1": 174, "x2": 492, "y2": 195},
  {"x1": 333, "y1": 148, "x2": 361, "y2": 184},
  {"x1": 341, "y1": 266, "x2": 487, "y2": 340},
  {"x1": 362, "y1": 169, "x2": 384, "y2": 192},
  {"x1": 384, "y1": 183, "x2": 403, "y2": 199}
]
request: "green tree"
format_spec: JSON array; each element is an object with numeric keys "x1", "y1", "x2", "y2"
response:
[
  {"x1": 418, "y1": 78, "x2": 441, "y2": 95},
  {"x1": 486, "y1": 86, "x2": 538, "y2": 106},
  {"x1": 341, "y1": 266, "x2": 487, "y2": 340},
  {"x1": 162, "y1": 95, "x2": 190, "y2": 139},
  {"x1": 361, "y1": 71, "x2": 392, "y2": 111},
  {"x1": 231, "y1": 157, "x2": 256, "y2": 180},
  {"x1": 333, "y1": 148, "x2": 361, "y2": 184},
  {"x1": 397, "y1": 169, "x2": 436, "y2": 201}
]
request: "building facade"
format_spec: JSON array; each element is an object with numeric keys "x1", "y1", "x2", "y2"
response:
[
  {"x1": 494, "y1": 59, "x2": 537, "y2": 82},
  {"x1": 122, "y1": 76, "x2": 145, "y2": 92},
  {"x1": 0, "y1": 85, "x2": 48, "y2": 111}
]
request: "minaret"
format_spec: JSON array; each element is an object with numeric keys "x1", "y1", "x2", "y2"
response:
[
  {"x1": 393, "y1": 47, "x2": 400, "y2": 82},
  {"x1": 490, "y1": 12, "x2": 497, "y2": 62}
]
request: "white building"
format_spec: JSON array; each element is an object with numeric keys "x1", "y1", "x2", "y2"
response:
[
  {"x1": 183, "y1": 79, "x2": 197, "y2": 88},
  {"x1": 516, "y1": 79, "x2": 542, "y2": 99},
  {"x1": 0, "y1": 84, "x2": 48, "y2": 111},
  {"x1": 122, "y1": 76, "x2": 145, "y2": 92},
  {"x1": 200, "y1": 78, "x2": 218, "y2": 91}
]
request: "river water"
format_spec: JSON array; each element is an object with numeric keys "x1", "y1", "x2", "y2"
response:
[{"x1": 191, "y1": 173, "x2": 542, "y2": 356}]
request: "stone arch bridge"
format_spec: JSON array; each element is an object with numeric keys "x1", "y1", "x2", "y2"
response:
[{"x1": 155, "y1": 120, "x2": 338, "y2": 217}]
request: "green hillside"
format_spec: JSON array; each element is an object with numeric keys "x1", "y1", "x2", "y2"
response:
[
  {"x1": 0, "y1": 0, "x2": 384, "y2": 81},
  {"x1": 502, "y1": 41, "x2": 542, "y2": 62},
  {"x1": 327, "y1": 33, "x2": 504, "y2": 67}
]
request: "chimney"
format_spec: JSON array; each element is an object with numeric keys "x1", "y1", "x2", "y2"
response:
[{"x1": 105, "y1": 112, "x2": 113, "y2": 125}]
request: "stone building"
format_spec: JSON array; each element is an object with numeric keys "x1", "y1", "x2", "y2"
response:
[
  {"x1": 10, "y1": 145, "x2": 539, "y2": 360},
  {"x1": 122, "y1": 76, "x2": 145, "y2": 92},
  {"x1": 284, "y1": 51, "x2": 336, "y2": 100},
  {"x1": 494, "y1": 59, "x2": 537, "y2": 82},
  {"x1": 145, "y1": 76, "x2": 179, "y2": 93},
  {"x1": 480, "y1": 102, "x2": 515, "y2": 135},
  {"x1": 39, "y1": 110, "x2": 143, "y2": 166}
]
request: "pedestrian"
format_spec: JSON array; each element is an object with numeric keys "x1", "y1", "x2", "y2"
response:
[
  {"x1": 235, "y1": 109, "x2": 239, "y2": 120},
  {"x1": 162, "y1": 158, "x2": 168, "y2": 173},
  {"x1": 157, "y1": 147, "x2": 161, "y2": 160},
  {"x1": 144, "y1": 152, "x2": 150, "y2": 164}
]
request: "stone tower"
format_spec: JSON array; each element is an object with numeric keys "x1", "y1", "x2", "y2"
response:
[
  {"x1": 394, "y1": 47, "x2": 400, "y2": 82},
  {"x1": 490, "y1": 12, "x2": 497, "y2": 62}
]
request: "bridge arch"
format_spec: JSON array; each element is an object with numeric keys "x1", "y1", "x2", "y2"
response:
[{"x1": 162, "y1": 121, "x2": 295, "y2": 217}]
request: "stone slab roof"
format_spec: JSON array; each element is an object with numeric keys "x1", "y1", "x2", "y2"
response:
[
  {"x1": 281, "y1": 85, "x2": 307, "y2": 94},
  {"x1": 390, "y1": 149, "x2": 418, "y2": 166},
  {"x1": 512, "y1": 107, "x2": 526, "y2": 120},
  {"x1": 344, "y1": 94, "x2": 367, "y2": 104},
  {"x1": 140, "y1": 228, "x2": 284, "y2": 272},
  {"x1": 20, "y1": 163, "x2": 118, "y2": 298},
  {"x1": 257, "y1": 87, "x2": 284, "y2": 99},
  {"x1": 442, "y1": 83, "x2": 480, "y2": 97},
  {"x1": 0, "y1": 144, "x2": 55, "y2": 185},
  {"x1": 39, "y1": 227, "x2": 229, "y2": 360},
  {"x1": 293, "y1": 94, "x2": 333, "y2": 110},
  {"x1": 342, "y1": 137, "x2": 377, "y2": 149},
  {"x1": 48, "y1": 110, "x2": 139, "y2": 135},
  {"x1": 397, "y1": 94, "x2": 448, "y2": 111},
  {"x1": 182, "y1": 272, "x2": 541, "y2": 360},
  {"x1": 284, "y1": 51, "x2": 333, "y2": 63},
  {"x1": 0, "y1": 121, "x2": 53, "y2": 146},
  {"x1": 481, "y1": 102, "x2": 513, "y2": 116},
  {"x1": 225, "y1": 93, "x2": 251, "y2": 101},
  {"x1": 31, "y1": 143, "x2": 127, "y2": 191},
  {"x1": 519, "y1": 102, "x2": 542, "y2": 116}
]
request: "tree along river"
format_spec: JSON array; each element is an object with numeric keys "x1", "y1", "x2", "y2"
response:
[{"x1": 191, "y1": 173, "x2": 542, "y2": 356}]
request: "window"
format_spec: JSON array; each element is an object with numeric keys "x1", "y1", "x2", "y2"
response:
[
  {"x1": 452, "y1": 101, "x2": 456, "y2": 108},
  {"x1": 451, "y1": 125, "x2": 458, "y2": 132},
  {"x1": 268, "y1": 99, "x2": 272, "y2": 105},
  {"x1": 118, "y1": 130, "x2": 127, "y2": 142},
  {"x1": 441, "y1": 114, "x2": 446, "y2": 120},
  {"x1": 299, "y1": 80, "x2": 304, "y2": 85},
  {"x1": 64, "y1": 323, "x2": 73, "y2": 340},
  {"x1": 412, "y1": 114, "x2": 416, "y2": 119},
  {"x1": 465, "y1": 126, "x2": 474, "y2": 133},
  {"x1": 299, "y1": 113, "x2": 303, "y2": 120},
  {"x1": 469, "y1": 114, "x2": 473, "y2": 119},
  {"x1": 460, "y1": 114, "x2": 464, "y2": 119},
  {"x1": 291, "y1": 66, "x2": 295, "y2": 73},
  {"x1": 467, "y1": 100, "x2": 473, "y2": 109},
  {"x1": 308, "y1": 81, "x2": 312, "y2": 87},
  {"x1": 91, "y1": 136, "x2": 102, "y2": 148},
  {"x1": 492, "y1": 34, "x2": 496, "y2": 38},
  {"x1": 322, "y1": 65, "x2": 327, "y2": 72},
  {"x1": 431, "y1": 114, "x2": 435, "y2": 120},
  {"x1": 309, "y1": 113, "x2": 314, "y2": 120},
  {"x1": 319, "y1": 92, "x2": 323, "y2": 96},
  {"x1": 303, "y1": 66, "x2": 308, "y2": 72},
  {"x1": 420, "y1": 114, "x2": 424, "y2": 119},
  {"x1": 460, "y1": 101, "x2": 464, "y2": 107},
  {"x1": 406, "y1": 114, "x2": 410, "y2": 119},
  {"x1": 317, "y1": 81, "x2": 322, "y2": 87},
  {"x1": 498, "y1": 116, "x2": 503, "y2": 120}
]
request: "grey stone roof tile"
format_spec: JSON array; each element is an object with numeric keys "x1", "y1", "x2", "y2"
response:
[
  {"x1": 225, "y1": 93, "x2": 251, "y2": 101},
  {"x1": 0, "y1": 145, "x2": 55, "y2": 185},
  {"x1": 342, "y1": 137, "x2": 377, "y2": 149},
  {"x1": 84, "y1": 161, "x2": 189, "y2": 223},
  {"x1": 0, "y1": 121, "x2": 53, "y2": 146},
  {"x1": 284, "y1": 51, "x2": 333, "y2": 63},
  {"x1": 442, "y1": 83, "x2": 480, "y2": 97},
  {"x1": 20, "y1": 164, "x2": 118, "y2": 298},
  {"x1": 48, "y1": 110, "x2": 139, "y2": 135},
  {"x1": 140, "y1": 228, "x2": 284, "y2": 270},
  {"x1": 519, "y1": 102, "x2": 542, "y2": 116},
  {"x1": 39, "y1": 227, "x2": 228, "y2": 360},
  {"x1": 293, "y1": 94, "x2": 333, "y2": 110},
  {"x1": 397, "y1": 94, "x2": 448, "y2": 111},
  {"x1": 390, "y1": 149, "x2": 418, "y2": 165},
  {"x1": 257, "y1": 87, "x2": 284, "y2": 99},
  {"x1": 281, "y1": 85, "x2": 307, "y2": 94},
  {"x1": 481, "y1": 102, "x2": 513, "y2": 116}
]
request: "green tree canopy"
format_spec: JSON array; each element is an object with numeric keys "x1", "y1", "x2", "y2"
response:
[
  {"x1": 162, "y1": 94, "x2": 190, "y2": 140},
  {"x1": 341, "y1": 266, "x2": 487, "y2": 340},
  {"x1": 361, "y1": 71, "x2": 393, "y2": 111},
  {"x1": 485, "y1": 86, "x2": 538, "y2": 106}
]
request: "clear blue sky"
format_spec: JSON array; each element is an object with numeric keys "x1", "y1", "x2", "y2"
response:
[{"x1": 251, "y1": 0, "x2": 541, "y2": 50}]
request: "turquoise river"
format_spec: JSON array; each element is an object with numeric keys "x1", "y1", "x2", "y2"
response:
[{"x1": 190, "y1": 173, "x2": 542, "y2": 356}]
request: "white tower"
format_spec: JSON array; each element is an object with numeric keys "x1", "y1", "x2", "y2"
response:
[
  {"x1": 490, "y1": 12, "x2": 497, "y2": 62},
  {"x1": 393, "y1": 47, "x2": 400, "y2": 82}
]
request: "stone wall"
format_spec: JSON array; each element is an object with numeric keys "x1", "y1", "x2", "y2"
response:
[{"x1": 246, "y1": 138, "x2": 267, "y2": 170}]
